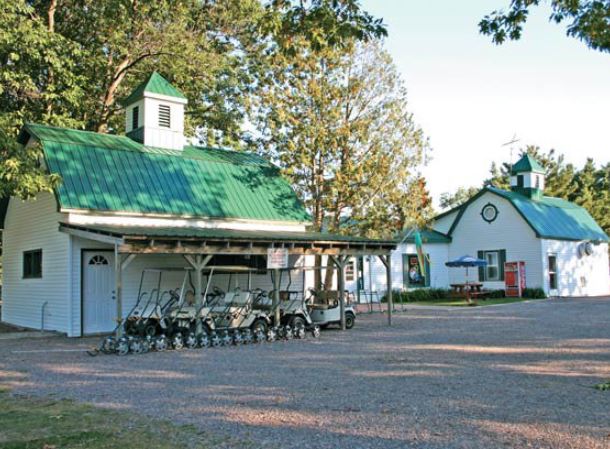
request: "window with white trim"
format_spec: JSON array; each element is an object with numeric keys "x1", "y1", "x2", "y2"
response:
[
  {"x1": 485, "y1": 251, "x2": 499, "y2": 281},
  {"x1": 23, "y1": 249, "x2": 42, "y2": 279},
  {"x1": 548, "y1": 254, "x2": 557, "y2": 290}
]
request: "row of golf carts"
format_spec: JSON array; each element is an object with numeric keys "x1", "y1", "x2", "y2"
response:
[{"x1": 95, "y1": 267, "x2": 356, "y2": 355}]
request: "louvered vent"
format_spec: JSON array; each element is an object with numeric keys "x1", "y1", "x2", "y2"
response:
[{"x1": 158, "y1": 104, "x2": 171, "y2": 128}]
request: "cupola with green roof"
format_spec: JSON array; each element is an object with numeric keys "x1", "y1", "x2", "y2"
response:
[
  {"x1": 510, "y1": 153, "x2": 545, "y2": 200},
  {"x1": 123, "y1": 72, "x2": 187, "y2": 150}
]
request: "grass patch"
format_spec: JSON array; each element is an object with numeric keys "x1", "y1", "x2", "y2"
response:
[
  {"x1": 404, "y1": 297, "x2": 544, "y2": 307},
  {"x1": 0, "y1": 389, "x2": 235, "y2": 449}
]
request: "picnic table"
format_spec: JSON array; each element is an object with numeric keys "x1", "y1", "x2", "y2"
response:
[{"x1": 450, "y1": 282, "x2": 483, "y2": 295}]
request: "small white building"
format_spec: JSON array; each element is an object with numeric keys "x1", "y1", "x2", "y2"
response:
[
  {"x1": 344, "y1": 154, "x2": 609, "y2": 298},
  {"x1": 0, "y1": 73, "x2": 395, "y2": 335}
]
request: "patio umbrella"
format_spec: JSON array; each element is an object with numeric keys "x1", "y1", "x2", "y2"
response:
[{"x1": 445, "y1": 255, "x2": 487, "y2": 290}]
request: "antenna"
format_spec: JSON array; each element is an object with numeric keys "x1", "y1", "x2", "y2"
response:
[{"x1": 502, "y1": 134, "x2": 520, "y2": 172}]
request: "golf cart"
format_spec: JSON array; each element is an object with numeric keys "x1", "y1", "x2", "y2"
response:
[{"x1": 306, "y1": 288, "x2": 356, "y2": 329}]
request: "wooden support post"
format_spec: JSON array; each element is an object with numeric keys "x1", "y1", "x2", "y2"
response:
[
  {"x1": 273, "y1": 268, "x2": 280, "y2": 325},
  {"x1": 114, "y1": 245, "x2": 123, "y2": 338},
  {"x1": 331, "y1": 255, "x2": 347, "y2": 331},
  {"x1": 379, "y1": 254, "x2": 393, "y2": 326}
]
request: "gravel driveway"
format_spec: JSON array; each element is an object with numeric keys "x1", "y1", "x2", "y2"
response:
[{"x1": 1, "y1": 297, "x2": 609, "y2": 449}]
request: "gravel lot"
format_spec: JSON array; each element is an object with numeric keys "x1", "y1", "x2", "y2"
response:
[{"x1": 1, "y1": 297, "x2": 609, "y2": 449}]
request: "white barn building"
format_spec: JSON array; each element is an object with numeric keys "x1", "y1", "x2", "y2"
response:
[
  {"x1": 0, "y1": 73, "x2": 395, "y2": 336},
  {"x1": 343, "y1": 154, "x2": 609, "y2": 298}
]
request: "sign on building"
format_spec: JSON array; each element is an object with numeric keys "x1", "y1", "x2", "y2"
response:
[{"x1": 267, "y1": 248, "x2": 289, "y2": 269}]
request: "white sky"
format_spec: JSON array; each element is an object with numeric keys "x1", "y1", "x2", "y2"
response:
[{"x1": 361, "y1": 0, "x2": 610, "y2": 209}]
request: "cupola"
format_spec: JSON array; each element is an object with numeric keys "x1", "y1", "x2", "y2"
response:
[
  {"x1": 123, "y1": 72, "x2": 187, "y2": 150},
  {"x1": 510, "y1": 154, "x2": 545, "y2": 199}
]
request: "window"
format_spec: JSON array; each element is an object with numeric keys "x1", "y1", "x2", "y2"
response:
[
  {"x1": 345, "y1": 261, "x2": 355, "y2": 282},
  {"x1": 485, "y1": 252, "x2": 499, "y2": 281},
  {"x1": 89, "y1": 255, "x2": 109, "y2": 265},
  {"x1": 517, "y1": 175, "x2": 524, "y2": 188},
  {"x1": 403, "y1": 254, "x2": 430, "y2": 288},
  {"x1": 132, "y1": 106, "x2": 139, "y2": 129},
  {"x1": 477, "y1": 249, "x2": 506, "y2": 281},
  {"x1": 158, "y1": 104, "x2": 171, "y2": 128},
  {"x1": 548, "y1": 255, "x2": 557, "y2": 290},
  {"x1": 23, "y1": 249, "x2": 42, "y2": 279},
  {"x1": 535, "y1": 175, "x2": 540, "y2": 189}
]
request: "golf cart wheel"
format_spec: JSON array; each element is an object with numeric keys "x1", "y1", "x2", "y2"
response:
[
  {"x1": 130, "y1": 337, "x2": 144, "y2": 354},
  {"x1": 232, "y1": 330, "x2": 243, "y2": 345},
  {"x1": 221, "y1": 331, "x2": 232, "y2": 346},
  {"x1": 241, "y1": 329, "x2": 253, "y2": 344},
  {"x1": 266, "y1": 328, "x2": 277, "y2": 342},
  {"x1": 283, "y1": 325, "x2": 293, "y2": 340},
  {"x1": 185, "y1": 332, "x2": 198, "y2": 349},
  {"x1": 289, "y1": 317, "x2": 306, "y2": 339},
  {"x1": 311, "y1": 325, "x2": 321, "y2": 338},
  {"x1": 250, "y1": 319, "x2": 268, "y2": 336},
  {"x1": 172, "y1": 332, "x2": 185, "y2": 350},
  {"x1": 116, "y1": 337, "x2": 130, "y2": 356},
  {"x1": 155, "y1": 335, "x2": 168, "y2": 351},
  {"x1": 210, "y1": 332, "x2": 221, "y2": 347},
  {"x1": 101, "y1": 336, "x2": 116, "y2": 354},
  {"x1": 345, "y1": 312, "x2": 356, "y2": 329},
  {"x1": 141, "y1": 337, "x2": 151, "y2": 353},
  {"x1": 144, "y1": 324, "x2": 157, "y2": 337},
  {"x1": 198, "y1": 332, "x2": 211, "y2": 348}
]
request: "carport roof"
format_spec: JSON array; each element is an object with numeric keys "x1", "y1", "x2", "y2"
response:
[{"x1": 59, "y1": 223, "x2": 397, "y2": 256}]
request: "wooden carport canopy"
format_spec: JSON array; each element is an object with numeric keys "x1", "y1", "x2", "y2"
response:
[{"x1": 59, "y1": 223, "x2": 398, "y2": 335}]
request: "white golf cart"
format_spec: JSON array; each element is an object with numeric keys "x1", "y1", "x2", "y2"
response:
[{"x1": 306, "y1": 289, "x2": 356, "y2": 329}]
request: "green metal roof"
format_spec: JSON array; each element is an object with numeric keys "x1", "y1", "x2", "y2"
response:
[
  {"x1": 396, "y1": 228, "x2": 451, "y2": 244},
  {"x1": 23, "y1": 123, "x2": 310, "y2": 223},
  {"x1": 60, "y1": 223, "x2": 396, "y2": 246},
  {"x1": 446, "y1": 186, "x2": 608, "y2": 242},
  {"x1": 511, "y1": 154, "x2": 545, "y2": 174},
  {"x1": 123, "y1": 72, "x2": 187, "y2": 105}
]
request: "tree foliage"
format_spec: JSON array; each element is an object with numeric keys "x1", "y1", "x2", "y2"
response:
[
  {"x1": 1, "y1": 0, "x2": 386, "y2": 199},
  {"x1": 439, "y1": 186, "x2": 480, "y2": 210},
  {"x1": 480, "y1": 0, "x2": 610, "y2": 53},
  {"x1": 253, "y1": 40, "x2": 431, "y2": 239}
]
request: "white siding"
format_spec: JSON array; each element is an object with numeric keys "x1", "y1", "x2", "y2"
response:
[
  {"x1": 448, "y1": 192, "x2": 543, "y2": 290},
  {"x1": 1, "y1": 193, "x2": 70, "y2": 333},
  {"x1": 69, "y1": 239, "x2": 306, "y2": 335},
  {"x1": 541, "y1": 239, "x2": 609, "y2": 297},
  {"x1": 305, "y1": 244, "x2": 450, "y2": 300},
  {"x1": 432, "y1": 210, "x2": 459, "y2": 235}
]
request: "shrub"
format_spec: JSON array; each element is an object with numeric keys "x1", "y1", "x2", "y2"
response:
[
  {"x1": 381, "y1": 288, "x2": 452, "y2": 303},
  {"x1": 522, "y1": 287, "x2": 546, "y2": 299},
  {"x1": 487, "y1": 289, "x2": 506, "y2": 298}
]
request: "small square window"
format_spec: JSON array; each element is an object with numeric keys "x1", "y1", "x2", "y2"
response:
[
  {"x1": 158, "y1": 104, "x2": 171, "y2": 128},
  {"x1": 23, "y1": 249, "x2": 42, "y2": 279}
]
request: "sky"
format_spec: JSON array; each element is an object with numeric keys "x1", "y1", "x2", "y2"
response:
[{"x1": 361, "y1": 0, "x2": 610, "y2": 209}]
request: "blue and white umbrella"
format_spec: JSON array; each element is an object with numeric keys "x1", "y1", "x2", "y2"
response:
[{"x1": 445, "y1": 255, "x2": 487, "y2": 285}]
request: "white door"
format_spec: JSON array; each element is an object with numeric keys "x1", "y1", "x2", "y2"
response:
[{"x1": 83, "y1": 251, "x2": 115, "y2": 334}]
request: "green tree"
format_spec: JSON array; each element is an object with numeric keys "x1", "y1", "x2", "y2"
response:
[
  {"x1": 480, "y1": 0, "x2": 610, "y2": 53},
  {"x1": 253, "y1": 40, "x2": 430, "y2": 285},
  {"x1": 1, "y1": 0, "x2": 386, "y2": 199},
  {"x1": 439, "y1": 186, "x2": 480, "y2": 210}
]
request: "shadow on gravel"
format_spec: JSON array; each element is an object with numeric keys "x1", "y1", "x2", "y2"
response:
[{"x1": 1, "y1": 297, "x2": 609, "y2": 449}]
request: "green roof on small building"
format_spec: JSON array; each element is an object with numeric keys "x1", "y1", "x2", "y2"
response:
[
  {"x1": 511, "y1": 154, "x2": 545, "y2": 175},
  {"x1": 123, "y1": 72, "x2": 187, "y2": 105},
  {"x1": 442, "y1": 186, "x2": 608, "y2": 242},
  {"x1": 396, "y1": 228, "x2": 451, "y2": 244},
  {"x1": 19, "y1": 123, "x2": 311, "y2": 223}
]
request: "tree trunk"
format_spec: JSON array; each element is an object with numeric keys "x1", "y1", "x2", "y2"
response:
[{"x1": 95, "y1": 57, "x2": 131, "y2": 133}]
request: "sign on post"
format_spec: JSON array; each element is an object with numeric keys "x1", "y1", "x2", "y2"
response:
[{"x1": 267, "y1": 248, "x2": 289, "y2": 269}]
